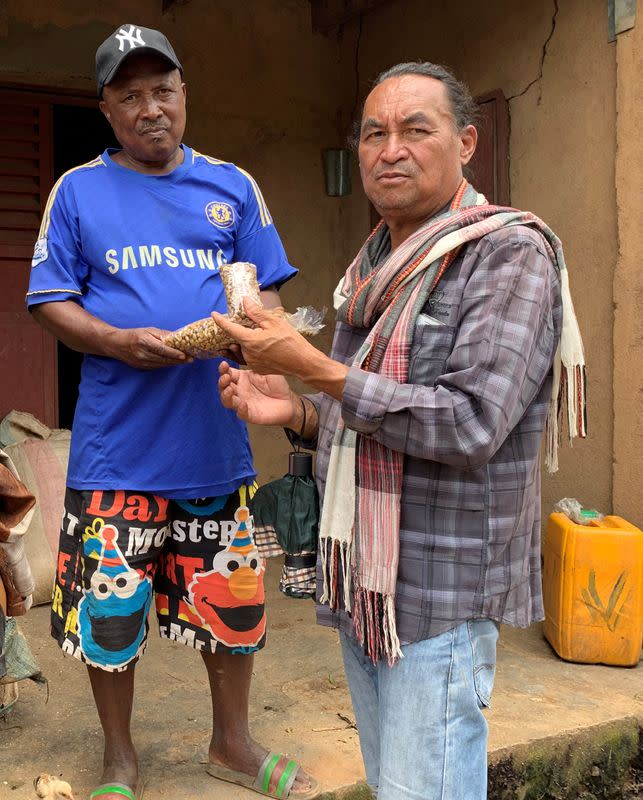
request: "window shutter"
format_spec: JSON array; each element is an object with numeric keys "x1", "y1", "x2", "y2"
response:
[
  {"x1": 0, "y1": 93, "x2": 57, "y2": 425},
  {"x1": 0, "y1": 98, "x2": 52, "y2": 308}
]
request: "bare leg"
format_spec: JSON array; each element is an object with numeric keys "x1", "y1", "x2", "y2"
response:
[
  {"x1": 88, "y1": 665, "x2": 138, "y2": 798},
  {"x1": 202, "y1": 650, "x2": 313, "y2": 792}
]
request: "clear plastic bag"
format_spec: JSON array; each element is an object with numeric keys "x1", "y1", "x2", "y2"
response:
[
  {"x1": 163, "y1": 262, "x2": 326, "y2": 359},
  {"x1": 219, "y1": 262, "x2": 261, "y2": 322},
  {"x1": 162, "y1": 262, "x2": 260, "y2": 358},
  {"x1": 553, "y1": 497, "x2": 604, "y2": 525},
  {"x1": 280, "y1": 306, "x2": 326, "y2": 336}
]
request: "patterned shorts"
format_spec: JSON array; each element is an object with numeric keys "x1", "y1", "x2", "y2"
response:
[{"x1": 51, "y1": 484, "x2": 265, "y2": 672}]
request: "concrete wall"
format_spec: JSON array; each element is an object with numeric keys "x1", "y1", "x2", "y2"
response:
[
  {"x1": 613, "y1": 17, "x2": 643, "y2": 526},
  {"x1": 346, "y1": 0, "x2": 620, "y2": 519},
  {"x1": 0, "y1": 0, "x2": 362, "y2": 482}
]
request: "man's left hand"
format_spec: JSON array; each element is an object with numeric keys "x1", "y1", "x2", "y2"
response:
[
  {"x1": 214, "y1": 298, "x2": 349, "y2": 400},
  {"x1": 212, "y1": 299, "x2": 311, "y2": 377}
]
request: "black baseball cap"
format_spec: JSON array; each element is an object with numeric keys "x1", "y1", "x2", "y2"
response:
[{"x1": 95, "y1": 23, "x2": 183, "y2": 97}]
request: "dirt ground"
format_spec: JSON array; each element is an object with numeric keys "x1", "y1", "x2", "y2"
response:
[
  {"x1": 1, "y1": 560, "x2": 362, "y2": 800},
  {"x1": 1, "y1": 559, "x2": 641, "y2": 799}
]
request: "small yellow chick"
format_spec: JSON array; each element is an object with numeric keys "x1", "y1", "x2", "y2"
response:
[{"x1": 33, "y1": 774, "x2": 75, "y2": 800}]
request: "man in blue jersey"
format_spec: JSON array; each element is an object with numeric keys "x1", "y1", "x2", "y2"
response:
[{"x1": 26, "y1": 24, "x2": 319, "y2": 800}]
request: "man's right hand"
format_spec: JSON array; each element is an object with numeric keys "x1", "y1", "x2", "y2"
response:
[
  {"x1": 105, "y1": 327, "x2": 191, "y2": 370},
  {"x1": 31, "y1": 302, "x2": 191, "y2": 370},
  {"x1": 218, "y1": 360, "x2": 299, "y2": 427}
]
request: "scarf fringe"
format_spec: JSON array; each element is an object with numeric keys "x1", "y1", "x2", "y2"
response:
[
  {"x1": 319, "y1": 536, "x2": 330, "y2": 605},
  {"x1": 340, "y1": 540, "x2": 352, "y2": 612},
  {"x1": 321, "y1": 540, "x2": 403, "y2": 666},
  {"x1": 545, "y1": 270, "x2": 587, "y2": 473},
  {"x1": 320, "y1": 537, "x2": 352, "y2": 612},
  {"x1": 353, "y1": 587, "x2": 403, "y2": 666}
]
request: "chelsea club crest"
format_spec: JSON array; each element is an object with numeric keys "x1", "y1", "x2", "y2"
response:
[{"x1": 206, "y1": 201, "x2": 235, "y2": 229}]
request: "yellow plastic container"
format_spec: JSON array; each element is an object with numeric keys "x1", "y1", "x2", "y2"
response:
[{"x1": 542, "y1": 512, "x2": 643, "y2": 667}]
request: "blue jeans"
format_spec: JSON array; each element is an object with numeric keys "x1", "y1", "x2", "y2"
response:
[{"x1": 340, "y1": 619, "x2": 498, "y2": 800}]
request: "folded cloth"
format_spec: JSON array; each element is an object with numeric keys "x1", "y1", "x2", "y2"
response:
[
  {"x1": 0, "y1": 460, "x2": 35, "y2": 542},
  {"x1": 0, "y1": 452, "x2": 36, "y2": 608},
  {"x1": 0, "y1": 614, "x2": 44, "y2": 686},
  {"x1": 0, "y1": 548, "x2": 27, "y2": 617},
  {"x1": 0, "y1": 605, "x2": 5, "y2": 679}
]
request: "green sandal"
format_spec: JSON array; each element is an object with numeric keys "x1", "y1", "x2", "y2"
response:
[
  {"x1": 207, "y1": 752, "x2": 321, "y2": 798},
  {"x1": 89, "y1": 781, "x2": 144, "y2": 800}
]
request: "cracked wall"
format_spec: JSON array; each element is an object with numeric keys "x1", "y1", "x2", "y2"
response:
[{"x1": 348, "y1": 0, "x2": 619, "y2": 518}]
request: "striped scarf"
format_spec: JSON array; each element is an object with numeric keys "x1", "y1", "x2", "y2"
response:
[{"x1": 318, "y1": 180, "x2": 586, "y2": 665}]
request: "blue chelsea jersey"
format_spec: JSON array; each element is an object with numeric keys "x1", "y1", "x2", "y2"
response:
[{"x1": 26, "y1": 145, "x2": 297, "y2": 497}]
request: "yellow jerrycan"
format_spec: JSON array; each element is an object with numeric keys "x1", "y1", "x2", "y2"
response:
[{"x1": 542, "y1": 513, "x2": 643, "y2": 667}]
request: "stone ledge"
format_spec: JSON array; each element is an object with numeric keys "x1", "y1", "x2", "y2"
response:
[
  {"x1": 320, "y1": 719, "x2": 642, "y2": 799},
  {"x1": 488, "y1": 717, "x2": 641, "y2": 800}
]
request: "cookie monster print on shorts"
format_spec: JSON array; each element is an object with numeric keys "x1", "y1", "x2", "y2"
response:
[{"x1": 51, "y1": 484, "x2": 264, "y2": 671}]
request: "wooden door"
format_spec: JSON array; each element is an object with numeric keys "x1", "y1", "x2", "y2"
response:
[
  {"x1": 0, "y1": 92, "x2": 57, "y2": 426},
  {"x1": 468, "y1": 89, "x2": 510, "y2": 205}
]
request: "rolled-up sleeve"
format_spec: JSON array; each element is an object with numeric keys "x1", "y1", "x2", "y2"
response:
[{"x1": 340, "y1": 233, "x2": 561, "y2": 469}]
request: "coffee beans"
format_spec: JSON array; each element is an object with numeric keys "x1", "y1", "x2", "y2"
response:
[
  {"x1": 220, "y1": 261, "x2": 261, "y2": 322},
  {"x1": 163, "y1": 316, "x2": 233, "y2": 357},
  {"x1": 163, "y1": 262, "x2": 260, "y2": 358}
]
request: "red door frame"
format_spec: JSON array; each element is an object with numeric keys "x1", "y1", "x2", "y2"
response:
[
  {"x1": 474, "y1": 89, "x2": 510, "y2": 207},
  {"x1": 0, "y1": 84, "x2": 98, "y2": 428}
]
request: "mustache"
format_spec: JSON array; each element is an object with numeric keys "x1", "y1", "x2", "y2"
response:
[
  {"x1": 373, "y1": 167, "x2": 416, "y2": 178},
  {"x1": 138, "y1": 121, "x2": 168, "y2": 132}
]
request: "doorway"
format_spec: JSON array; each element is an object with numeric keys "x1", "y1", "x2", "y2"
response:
[
  {"x1": 52, "y1": 104, "x2": 116, "y2": 429},
  {"x1": 0, "y1": 88, "x2": 117, "y2": 430}
]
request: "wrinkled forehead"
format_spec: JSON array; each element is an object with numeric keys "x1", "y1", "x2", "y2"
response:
[
  {"x1": 362, "y1": 75, "x2": 453, "y2": 126},
  {"x1": 107, "y1": 51, "x2": 181, "y2": 90}
]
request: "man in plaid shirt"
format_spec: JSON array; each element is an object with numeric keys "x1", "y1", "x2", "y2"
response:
[{"x1": 216, "y1": 62, "x2": 563, "y2": 800}]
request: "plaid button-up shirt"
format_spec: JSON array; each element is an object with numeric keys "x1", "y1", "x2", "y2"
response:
[{"x1": 299, "y1": 225, "x2": 562, "y2": 644}]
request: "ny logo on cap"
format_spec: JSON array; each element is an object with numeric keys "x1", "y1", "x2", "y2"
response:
[{"x1": 115, "y1": 24, "x2": 146, "y2": 52}]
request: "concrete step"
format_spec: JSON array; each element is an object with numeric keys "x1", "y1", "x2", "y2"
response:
[
  {"x1": 489, "y1": 718, "x2": 642, "y2": 800},
  {"x1": 319, "y1": 718, "x2": 642, "y2": 799}
]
